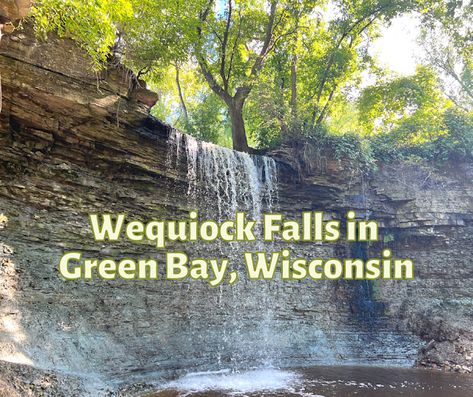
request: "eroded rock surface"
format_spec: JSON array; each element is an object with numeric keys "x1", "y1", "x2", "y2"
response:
[{"x1": 274, "y1": 140, "x2": 473, "y2": 374}]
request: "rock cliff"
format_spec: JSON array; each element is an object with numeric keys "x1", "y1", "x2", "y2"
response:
[{"x1": 0, "y1": 24, "x2": 472, "y2": 396}]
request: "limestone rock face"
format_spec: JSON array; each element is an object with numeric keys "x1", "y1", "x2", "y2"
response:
[
  {"x1": 0, "y1": 24, "x2": 472, "y2": 396},
  {"x1": 273, "y1": 140, "x2": 473, "y2": 375}
]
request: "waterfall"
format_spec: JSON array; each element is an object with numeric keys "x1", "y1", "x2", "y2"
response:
[
  {"x1": 166, "y1": 129, "x2": 279, "y2": 370},
  {"x1": 167, "y1": 129, "x2": 278, "y2": 218}
]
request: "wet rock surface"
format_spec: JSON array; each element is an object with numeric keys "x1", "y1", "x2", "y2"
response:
[
  {"x1": 0, "y1": 24, "x2": 472, "y2": 396},
  {"x1": 275, "y1": 141, "x2": 473, "y2": 373}
]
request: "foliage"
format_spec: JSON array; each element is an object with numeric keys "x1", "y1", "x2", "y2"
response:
[
  {"x1": 307, "y1": 127, "x2": 377, "y2": 170},
  {"x1": 149, "y1": 63, "x2": 231, "y2": 146},
  {"x1": 370, "y1": 108, "x2": 473, "y2": 163},
  {"x1": 420, "y1": 1, "x2": 473, "y2": 111},
  {"x1": 187, "y1": 93, "x2": 232, "y2": 146},
  {"x1": 30, "y1": 0, "x2": 473, "y2": 164},
  {"x1": 31, "y1": 0, "x2": 133, "y2": 69},
  {"x1": 123, "y1": 0, "x2": 207, "y2": 71},
  {"x1": 358, "y1": 66, "x2": 450, "y2": 136}
]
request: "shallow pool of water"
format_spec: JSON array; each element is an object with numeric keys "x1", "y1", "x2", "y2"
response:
[{"x1": 148, "y1": 366, "x2": 473, "y2": 396}]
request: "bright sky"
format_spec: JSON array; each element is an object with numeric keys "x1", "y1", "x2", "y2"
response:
[
  {"x1": 322, "y1": 1, "x2": 423, "y2": 76},
  {"x1": 218, "y1": 1, "x2": 423, "y2": 76},
  {"x1": 369, "y1": 14, "x2": 423, "y2": 76}
]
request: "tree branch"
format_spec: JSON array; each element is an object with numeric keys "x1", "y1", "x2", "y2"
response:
[
  {"x1": 196, "y1": 0, "x2": 232, "y2": 103},
  {"x1": 227, "y1": 8, "x2": 242, "y2": 84},
  {"x1": 250, "y1": 1, "x2": 278, "y2": 78},
  {"x1": 220, "y1": 0, "x2": 232, "y2": 90},
  {"x1": 175, "y1": 64, "x2": 190, "y2": 126},
  {"x1": 311, "y1": 6, "x2": 386, "y2": 104}
]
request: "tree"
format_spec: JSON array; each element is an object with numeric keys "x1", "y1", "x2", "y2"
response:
[
  {"x1": 191, "y1": 0, "x2": 321, "y2": 151},
  {"x1": 301, "y1": 0, "x2": 422, "y2": 129},
  {"x1": 31, "y1": 0, "x2": 470, "y2": 152},
  {"x1": 358, "y1": 66, "x2": 450, "y2": 138},
  {"x1": 124, "y1": 0, "x2": 322, "y2": 151},
  {"x1": 242, "y1": 0, "x2": 423, "y2": 143},
  {"x1": 420, "y1": 1, "x2": 473, "y2": 111}
]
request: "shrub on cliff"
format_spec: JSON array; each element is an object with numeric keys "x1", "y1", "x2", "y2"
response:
[{"x1": 369, "y1": 109, "x2": 473, "y2": 163}]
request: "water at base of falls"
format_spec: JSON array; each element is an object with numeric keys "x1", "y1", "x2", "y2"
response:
[
  {"x1": 161, "y1": 368, "x2": 301, "y2": 394},
  {"x1": 149, "y1": 366, "x2": 473, "y2": 397}
]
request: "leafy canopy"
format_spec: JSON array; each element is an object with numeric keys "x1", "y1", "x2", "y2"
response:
[
  {"x1": 29, "y1": 0, "x2": 473, "y2": 163},
  {"x1": 32, "y1": 0, "x2": 133, "y2": 69}
]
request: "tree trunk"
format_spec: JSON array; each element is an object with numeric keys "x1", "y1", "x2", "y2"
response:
[
  {"x1": 290, "y1": 20, "x2": 299, "y2": 120},
  {"x1": 175, "y1": 65, "x2": 189, "y2": 127},
  {"x1": 290, "y1": 51, "x2": 297, "y2": 119},
  {"x1": 228, "y1": 102, "x2": 249, "y2": 152}
]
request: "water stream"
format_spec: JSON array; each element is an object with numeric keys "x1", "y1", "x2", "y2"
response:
[
  {"x1": 166, "y1": 130, "x2": 279, "y2": 369},
  {"x1": 167, "y1": 129, "x2": 278, "y2": 218}
]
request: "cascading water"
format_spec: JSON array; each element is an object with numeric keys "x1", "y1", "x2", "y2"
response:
[
  {"x1": 166, "y1": 129, "x2": 279, "y2": 371},
  {"x1": 167, "y1": 129, "x2": 277, "y2": 217}
]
